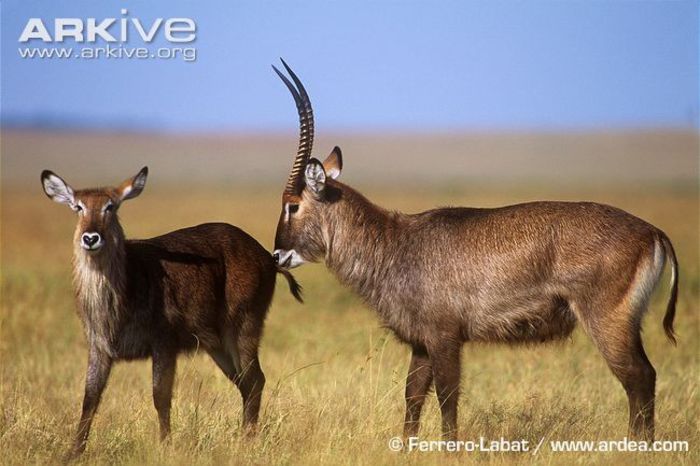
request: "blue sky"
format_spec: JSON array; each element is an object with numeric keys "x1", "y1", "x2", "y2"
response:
[{"x1": 2, "y1": 1, "x2": 698, "y2": 132}]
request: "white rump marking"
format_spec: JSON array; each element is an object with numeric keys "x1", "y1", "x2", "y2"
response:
[{"x1": 629, "y1": 239, "x2": 666, "y2": 311}]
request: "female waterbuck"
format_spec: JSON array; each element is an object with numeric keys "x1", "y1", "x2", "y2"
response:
[
  {"x1": 41, "y1": 167, "x2": 301, "y2": 457},
  {"x1": 270, "y1": 60, "x2": 679, "y2": 442}
]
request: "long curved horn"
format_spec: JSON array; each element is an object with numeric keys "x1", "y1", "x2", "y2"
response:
[{"x1": 272, "y1": 59, "x2": 314, "y2": 195}]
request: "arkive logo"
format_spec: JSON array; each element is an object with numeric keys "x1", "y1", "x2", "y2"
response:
[{"x1": 18, "y1": 9, "x2": 196, "y2": 43}]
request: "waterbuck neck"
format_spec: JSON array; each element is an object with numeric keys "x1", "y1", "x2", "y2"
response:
[
  {"x1": 323, "y1": 186, "x2": 406, "y2": 310},
  {"x1": 71, "y1": 222, "x2": 127, "y2": 356}
]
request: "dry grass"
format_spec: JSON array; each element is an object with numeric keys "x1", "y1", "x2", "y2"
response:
[{"x1": 1, "y1": 179, "x2": 698, "y2": 465}]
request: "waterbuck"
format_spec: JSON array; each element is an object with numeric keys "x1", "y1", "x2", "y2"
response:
[
  {"x1": 270, "y1": 60, "x2": 679, "y2": 442},
  {"x1": 41, "y1": 167, "x2": 302, "y2": 457}
]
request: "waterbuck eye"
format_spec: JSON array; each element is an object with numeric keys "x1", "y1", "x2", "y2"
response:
[
  {"x1": 74, "y1": 204, "x2": 83, "y2": 213},
  {"x1": 288, "y1": 204, "x2": 299, "y2": 214},
  {"x1": 105, "y1": 204, "x2": 114, "y2": 213}
]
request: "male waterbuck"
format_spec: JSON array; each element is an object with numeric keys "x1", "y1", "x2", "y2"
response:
[
  {"x1": 41, "y1": 167, "x2": 301, "y2": 457},
  {"x1": 270, "y1": 60, "x2": 679, "y2": 442}
]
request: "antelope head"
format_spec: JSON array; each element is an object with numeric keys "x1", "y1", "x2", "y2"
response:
[
  {"x1": 271, "y1": 59, "x2": 343, "y2": 269},
  {"x1": 41, "y1": 167, "x2": 148, "y2": 254}
]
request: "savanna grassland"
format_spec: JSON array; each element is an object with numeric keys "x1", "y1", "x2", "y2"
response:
[{"x1": 1, "y1": 131, "x2": 698, "y2": 465}]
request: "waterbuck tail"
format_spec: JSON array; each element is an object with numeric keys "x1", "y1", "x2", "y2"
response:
[
  {"x1": 277, "y1": 267, "x2": 303, "y2": 303},
  {"x1": 660, "y1": 232, "x2": 679, "y2": 345}
]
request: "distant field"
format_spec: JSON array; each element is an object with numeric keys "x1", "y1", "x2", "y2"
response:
[
  {"x1": 1, "y1": 130, "x2": 698, "y2": 465},
  {"x1": 2, "y1": 129, "x2": 697, "y2": 187}
]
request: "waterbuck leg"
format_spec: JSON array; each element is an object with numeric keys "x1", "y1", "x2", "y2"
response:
[
  {"x1": 208, "y1": 347, "x2": 238, "y2": 381},
  {"x1": 623, "y1": 340, "x2": 656, "y2": 442},
  {"x1": 428, "y1": 340, "x2": 461, "y2": 441},
  {"x1": 602, "y1": 333, "x2": 656, "y2": 441},
  {"x1": 585, "y1": 310, "x2": 656, "y2": 442},
  {"x1": 69, "y1": 347, "x2": 112, "y2": 458},
  {"x1": 235, "y1": 335, "x2": 265, "y2": 431},
  {"x1": 403, "y1": 345, "x2": 433, "y2": 438},
  {"x1": 152, "y1": 348, "x2": 177, "y2": 441}
]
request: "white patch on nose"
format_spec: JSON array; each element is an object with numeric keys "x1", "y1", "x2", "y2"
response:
[
  {"x1": 81, "y1": 232, "x2": 104, "y2": 251},
  {"x1": 273, "y1": 249, "x2": 305, "y2": 269}
]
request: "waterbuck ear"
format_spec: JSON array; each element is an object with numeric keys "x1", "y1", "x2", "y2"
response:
[
  {"x1": 304, "y1": 158, "x2": 326, "y2": 197},
  {"x1": 119, "y1": 166, "x2": 148, "y2": 201},
  {"x1": 41, "y1": 170, "x2": 75, "y2": 206},
  {"x1": 322, "y1": 146, "x2": 343, "y2": 180}
]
